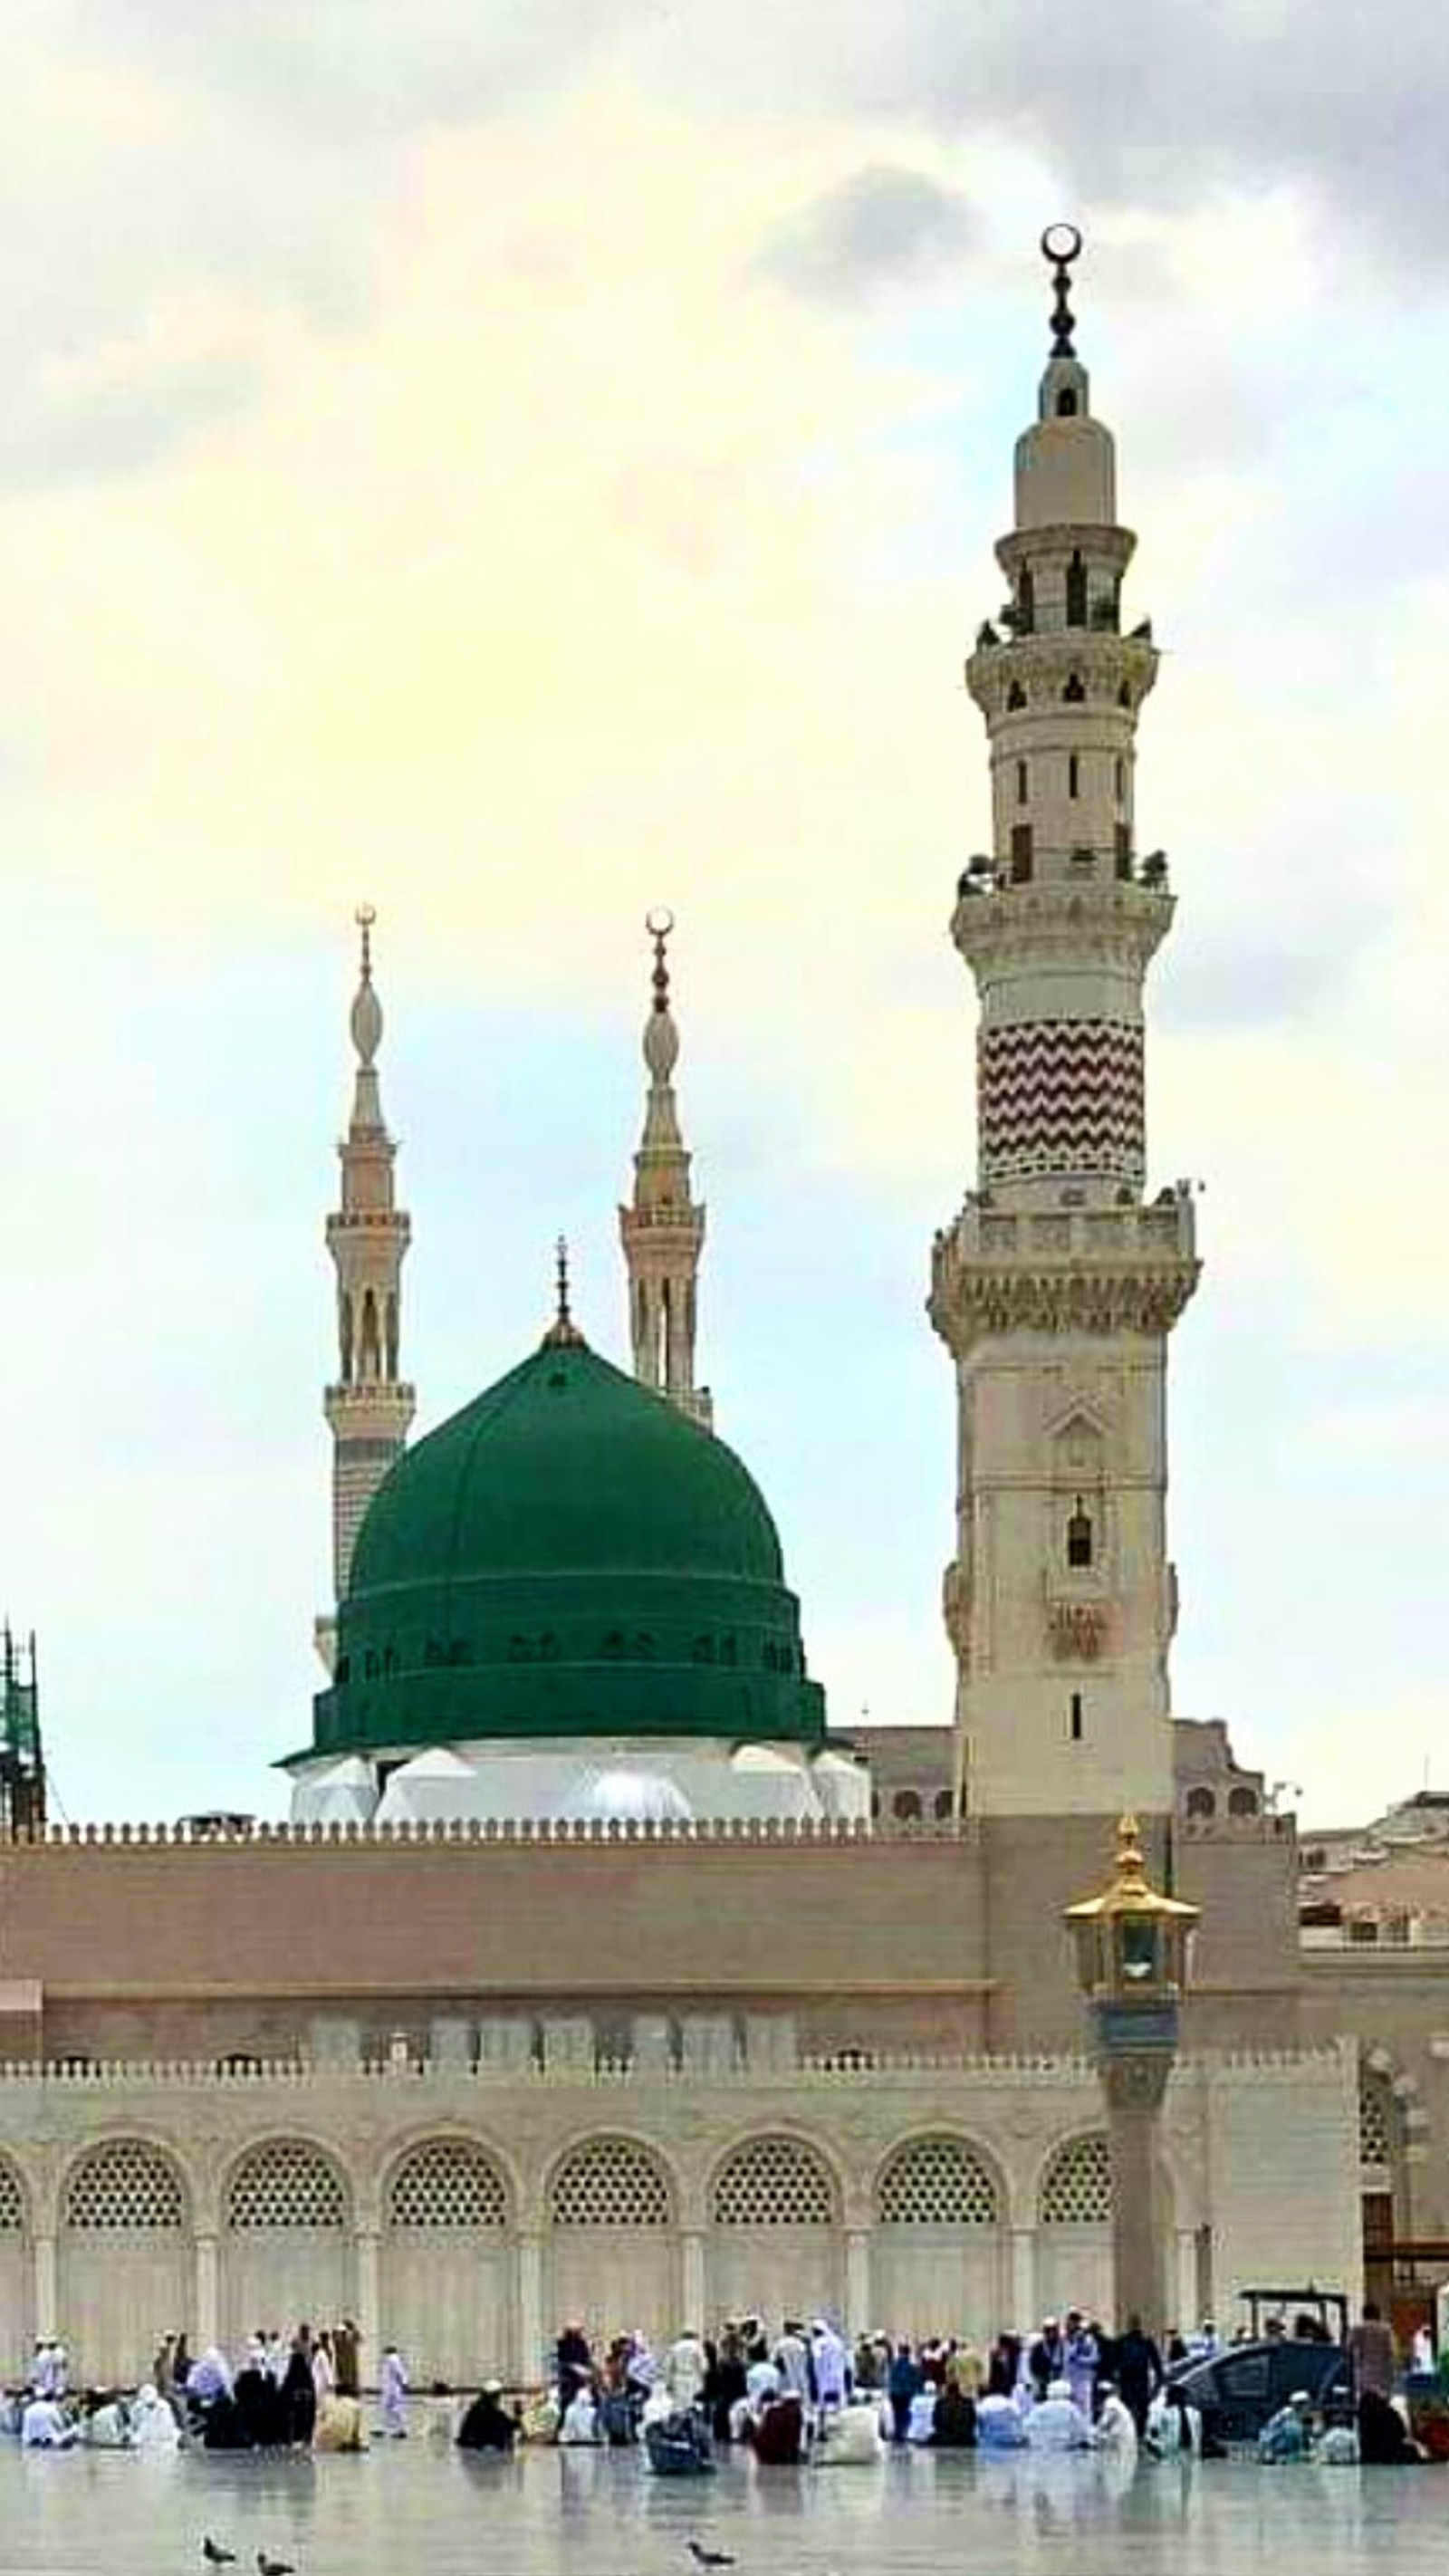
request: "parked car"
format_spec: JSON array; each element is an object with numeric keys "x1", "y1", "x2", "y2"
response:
[{"x1": 1167, "y1": 2289, "x2": 1351, "y2": 2444}]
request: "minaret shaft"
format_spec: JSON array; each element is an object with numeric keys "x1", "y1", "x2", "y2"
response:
[
  {"x1": 929, "y1": 235, "x2": 1199, "y2": 1822},
  {"x1": 322, "y1": 910, "x2": 415, "y2": 1627},
  {"x1": 619, "y1": 913, "x2": 712, "y2": 1430}
]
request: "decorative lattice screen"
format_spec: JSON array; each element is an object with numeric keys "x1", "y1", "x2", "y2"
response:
[
  {"x1": 63, "y1": 2140, "x2": 184, "y2": 2231},
  {"x1": 226, "y1": 2140, "x2": 346, "y2": 2230},
  {"x1": 388, "y1": 2140, "x2": 508, "y2": 2229},
  {"x1": 551, "y1": 2139, "x2": 671, "y2": 2228},
  {"x1": 1360, "y1": 2084, "x2": 1392, "y2": 2169},
  {"x1": 876, "y1": 2138, "x2": 999, "y2": 2226},
  {"x1": 1038, "y1": 2134, "x2": 1112, "y2": 2225},
  {"x1": 712, "y1": 2136, "x2": 836, "y2": 2227},
  {"x1": 0, "y1": 2161, "x2": 24, "y2": 2232}
]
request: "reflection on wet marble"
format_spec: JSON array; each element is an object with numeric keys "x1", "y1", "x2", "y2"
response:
[{"x1": 0, "y1": 2441, "x2": 1444, "y2": 2576}]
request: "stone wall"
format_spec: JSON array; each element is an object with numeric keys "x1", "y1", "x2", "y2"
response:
[{"x1": 0, "y1": 2044, "x2": 1358, "y2": 2387}]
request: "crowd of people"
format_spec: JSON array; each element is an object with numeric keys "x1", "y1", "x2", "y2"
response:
[
  {"x1": 2, "y1": 2321, "x2": 409, "y2": 2453},
  {"x1": 4, "y1": 2298, "x2": 1439, "y2": 2470}
]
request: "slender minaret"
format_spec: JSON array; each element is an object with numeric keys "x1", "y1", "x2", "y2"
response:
[
  {"x1": 320, "y1": 907, "x2": 415, "y2": 1645},
  {"x1": 928, "y1": 229, "x2": 1200, "y2": 1821},
  {"x1": 619, "y1": 909, "x2": 712, "y2": 1428}
]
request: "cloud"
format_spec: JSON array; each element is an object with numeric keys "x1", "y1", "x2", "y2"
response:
[{"x1": 760, "y1": 165, "x2": 975, "y2": 303}]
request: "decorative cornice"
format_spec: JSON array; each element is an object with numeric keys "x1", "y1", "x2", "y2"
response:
[
  {"x1": 931, "y1": 1257, "x2": 1200, "y2": 1353},
  {"x1": 953, "y1": 879, "x2": 1173, "y2": 977}
]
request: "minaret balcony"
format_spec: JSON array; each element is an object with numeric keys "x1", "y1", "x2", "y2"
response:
[{"x1": 929, "y1": 1190, "x2": 1199, "y2": 1354}]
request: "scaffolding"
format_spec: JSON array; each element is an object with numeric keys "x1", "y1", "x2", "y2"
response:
[{"x1": 0, "y1": 1626, "x2": 44, "y2": 1837}]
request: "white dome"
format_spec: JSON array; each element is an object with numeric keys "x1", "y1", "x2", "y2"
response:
[{"x1": 553, "y1": 1767, "x2": 695, "y2": 1826}]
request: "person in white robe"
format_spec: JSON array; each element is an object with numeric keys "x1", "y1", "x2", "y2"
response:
[
  {"x1": 811, "y1": 2321, "x2": 849, "y2": 2415},
  {"x1": 817, "y1": 2400, "x2": 884, "y2": 2465},
  {"x1": 772, "y1": 2325, "x2": 811, "y2": 2405},
  {"x1": 907, "y1": 2385, "x2": 938, "y2": 2445},
  {"x1": 559, "y1": 2383, "x2": 600, "y2": 2445},
  {"x1": 1025, "y1": 2379, "x2": 1094, "y2": 2451},
  {"x1": 80, "y1": 2395, "x2": 129, "y2": 2447},
  {"x1": 378, "y1": 2345, "x2": 409, "y2": 2437},
  {"x1": 130, "y1": 2382, "x2": 181, "y2": 2452},
  {"x1": 1095, "y1": 2387, "x2": 1137, "y2": 2459},
  {"x1": 311, "y1": 2335, "x2": 336, "y2": 2412},
  {"x1": 663, "y1": 2331, "x2": 707, "y2": 2410},
  {"x1": 21, "y1": 2396, "x2": 75, "y2": 2448},
  {"x1": 976, "y1": 2391, "x2": 1028, "y2": 2450},
  {"x1": 1145, "y1": 2386, "x2": 1201, "y2": 2456}
]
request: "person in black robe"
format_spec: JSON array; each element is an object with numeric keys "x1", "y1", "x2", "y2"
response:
[
  {"x1": 931, "y1": 2383, "x2": 978, "y2": 2448},
  {"x1": 706, "y1": 2331, "x2": 747, "y2": 2442},
  {"x1": 1113, "y1": 2314, "x2": 1164, "y2": 2436},
  {"x1": 202, "y1": 2391, "x2": 251, "y2": 2450},
  {"x1": 1358, "y1": 2389, "x2": 1419, "y2": 2464},
  {"x1": 456, "y1": 2381, "x2": 519, "y2": 2451},
  {"x1": 282, "y1": 2341, "x2": 316, "y2": 2448}
]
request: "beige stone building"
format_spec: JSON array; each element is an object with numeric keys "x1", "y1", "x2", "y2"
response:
[{"x1": 0, "y1": 234, "x2": 1438, "y2": 2390}]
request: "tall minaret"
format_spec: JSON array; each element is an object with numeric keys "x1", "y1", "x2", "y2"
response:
[
  {"x1": 928, "y1": 229, "x2": 1200, "y2": 1821},
  {"x1": 321, "y1": 907, "x2": 416, "y2": 1635},
  {"x1": 619, "y1": 908, "x2": 712, "y2": 1428}
]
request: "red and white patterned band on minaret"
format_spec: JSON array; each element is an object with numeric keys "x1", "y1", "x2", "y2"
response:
[{"x1": 978, "y1": 1016, "x2": 1145, "y2": 1187}]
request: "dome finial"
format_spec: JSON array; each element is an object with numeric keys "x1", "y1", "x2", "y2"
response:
[
  {"x1": 350, "y1": 901, "x2": 383, "y2": 1069},
  {"x1": 643, "y1": 907, "x2": 679, "y2": 1086},
  {"x1": 1041, "y1": 222, "x2": 1082, "y2": 359},
  {"x1": 542, "y1": 1233, "x2": 586, "y2": 1350}
]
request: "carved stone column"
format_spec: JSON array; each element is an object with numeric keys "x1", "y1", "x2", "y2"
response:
[
  {"x1": 355, "y1": 2226, "x2": 380, "y2": 2392},
  {"x1": 846, "y1": 2228, "x2": 871, "y2": 2331},
  {"x1": 194, "y1": 2233, "x2": 218, "y2": 2348},
  {"x1": 681, "y1": 2229, "x2": 705, "y2": 2331},
  {"x1": 1102, "y1": 2052, "x2": 1172, "y2": 2330},
  {"x1": 516, "y1": 2232, "x2": 543, "y2": 2385},
  {"x1": 33, "y1": 2233, "x2": 55, "y2": 2338}
]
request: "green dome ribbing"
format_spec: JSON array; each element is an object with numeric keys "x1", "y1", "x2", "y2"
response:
[{"x1": 311, "y1": 1339, "x2": 826, "y2": 1758}]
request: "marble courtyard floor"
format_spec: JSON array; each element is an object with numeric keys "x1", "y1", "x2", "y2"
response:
[{"x1": 0, "y1": 2441, "x2": 1444, "y2": 2576}]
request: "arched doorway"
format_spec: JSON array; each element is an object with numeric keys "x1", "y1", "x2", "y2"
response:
[
  {"x1": 708, "y1": 2135, "x2": 842, "y2": 2326},
  {"x1": 546, "y1": 2138, "x2": 677, "y2": 2350},
  {"x1": 873, "y1": 2137, "x2": 1003, "y2": 2339},
  {"x1": 59, "y1": 2139, "x2": 187, "y2": 2383},
  {"x1": 221, "y1": 2140, "x2": 351, "y2": 2350},
  {"x1": 381, "y1": 2139, "x2": 511, "y2": 2385}
]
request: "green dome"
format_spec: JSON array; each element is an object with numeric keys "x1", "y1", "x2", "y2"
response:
[{"x1": 311, "y1": 1336, "x2": 827, "y2": 1759}]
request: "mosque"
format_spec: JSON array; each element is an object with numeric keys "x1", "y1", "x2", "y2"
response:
[{"x1": 0, "y1": 235, "x2": 1440, "y2": 2394}]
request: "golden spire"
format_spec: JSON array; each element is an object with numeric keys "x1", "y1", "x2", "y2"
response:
[{"x1": 542, "y1": 1234, "x2": 586, "y2": 1350}]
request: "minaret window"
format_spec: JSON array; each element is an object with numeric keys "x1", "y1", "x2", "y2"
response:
[
  {"x1": 1070, "y1": 1693, "x2": 1084, "y2": 1742},
  {"x1": 1115, "y1": 823, "x2": 1133, "y2": 880},
  {"x1": 1007, "y1": 680, "x2": 1027, "y2": 712},
  {"x1": 1016, "y1": 760, "x2": 1028, "y2": 805},
  {"x1": 1010, "y1": 823, "x2": 1033, "y2": 883},
  {"x1": 1117, "y1": 680, "x2": 1132, "y2": 708},
  {"x1": 1114, "y1": 756, "x2": 1126, "y2": 801},
  {"x1": 1016, "y1": 569, "x2": 1035, "y2": 635},
  {"x1": 1067, "y1": 1500, "x2": 1094, "y2": 1568},
  {"x1": 1068, "y1": 753, "x2": 1080, "y2": 800},
  {"x1": 1062, "y1": 672, "x2": 1086, "y2": 705},
  {"x1": 1065, "y1": 551, "x2": 1088, "y2": 627},
  {"x1": 1056, "y1": 388, "x2": 1079, "y2": 418}
]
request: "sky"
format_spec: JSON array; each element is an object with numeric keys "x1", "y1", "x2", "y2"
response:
[{"x1": 1, "y1": 1, "x2": 1446, "y2": 1826}]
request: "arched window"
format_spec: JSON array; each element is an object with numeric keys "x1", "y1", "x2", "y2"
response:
[
  {"x1": 64, "y1": 2141, "x2": 184, "y2": 2231},
  {"x1": 1016, "y1": 569, "x2": 1035, "y2": 635},
  {"x1": 713, "y1": 2137, "x2": 837, "y2": 2227},
  {"x1": 1185, "y1": 1786, "x2": 1215, "y2": 1820},
  {"x1": 934, "y1": 1789, "x2": 955, "y2": 1821},
  {"x1": 1016, "y1": 759, "x2": 1028, "y2": 805},
  {"x1": 1039, "y1": 2135, "x2": 1111, "y2": 2225},
  {"x1": 226, "y1": 2141, "x2": 346, "y2": 2231},
  {"x1": 1056, "y1": 388, "x2": 1078, "y2": 418},
  {"x1": 1063, "y1": 672, "x2": 1087, "y2": 705},
  {"x1": 892, "y1": 1789, "x2": 922, "y2": 1821},
  {"x1": 1227, "y1": 1785, "x2": 1259, "y2": 1817},
  {"x1": 1068, "y1": 752, "x2": 1080, "y2": 799},
  {"x1": 388, "y1": 2140, "x2": 507, "y2": 2230},
  {"x1": 0, "y1": 2160, "x2": 21, "y2": 2233},
  {"x1": 877, "y1": 2138, "x2": 998, "y2": 2226},
  {"x1": 1010, "y1": 823, "x2": 1033, "y2": 883},
  {"x1": 551, "y1": 2139, "x2": 671, "y2": 2228},
  {"x1": 1007, "y1": 681, "x2": 1028, "y2": 712},
  {"x1": 1066, "y1": 1501, "x2": 1093, "y2": 1568},
  {"x1": 1065, "y1": 551, "x2": 1088, "y2": 627}
]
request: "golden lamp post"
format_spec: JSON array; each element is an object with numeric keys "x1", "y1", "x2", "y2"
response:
[{"x1": 1064, "y1": 1813, "x2": 1199, "y2": 2334}]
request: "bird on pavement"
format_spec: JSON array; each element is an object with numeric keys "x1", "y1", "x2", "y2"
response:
[
  {"x1": 202, "y1": 2548, "x2": 236, "y2": 2570},
  {"x1": 256, "y1": 2556, "x2": 295, "y2": 2576},
  {"x1": 687, "y1": 2548, "x2": 734, "y2": 2570}
]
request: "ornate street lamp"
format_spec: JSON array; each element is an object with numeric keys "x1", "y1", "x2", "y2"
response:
[{"x1": 1064, "y1": 1812, "x2": 1198, "y2": 2333}]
